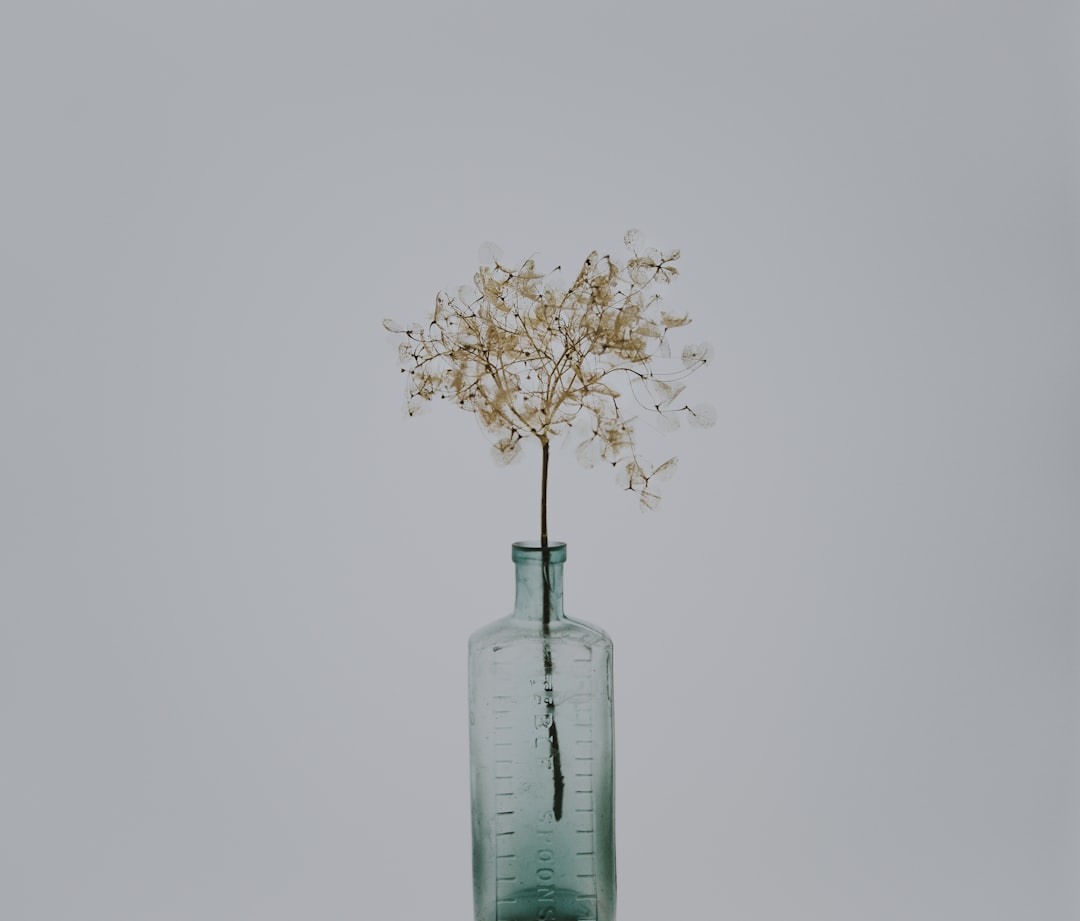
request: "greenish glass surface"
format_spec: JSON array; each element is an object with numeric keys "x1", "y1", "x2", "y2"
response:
[{"x1": 469, "y1": 542, "x2": 616, "y2": 921}]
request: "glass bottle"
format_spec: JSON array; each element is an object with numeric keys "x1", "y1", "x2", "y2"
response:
[{"x1": 469, "y1": 542, "x2": 616, "y2": 921}]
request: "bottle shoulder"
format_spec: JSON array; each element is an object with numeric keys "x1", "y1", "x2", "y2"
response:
[{"x1": 468, "y1": 615, "x2": 613, "y2": 652}]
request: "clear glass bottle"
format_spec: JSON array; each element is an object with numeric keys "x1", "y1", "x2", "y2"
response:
[{"x1": 469, "y1": 542, "x2": 616, "y2": 921}]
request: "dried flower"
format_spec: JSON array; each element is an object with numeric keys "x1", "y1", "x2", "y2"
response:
[
  {"x1": 386, "y1": 232, "x2": 713, "y2": 820},
  {"x1": 385, "y1": 230, "x2": 713, "y2": 516}
]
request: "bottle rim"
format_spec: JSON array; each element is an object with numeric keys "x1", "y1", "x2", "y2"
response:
[{"x1": 512, "y1": 541, "x2": 567, "y2": 563}]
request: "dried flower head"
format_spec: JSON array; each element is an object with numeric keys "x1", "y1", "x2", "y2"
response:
[{"x1": 384, "y1": 230, "x2": 714, "y2": 513}]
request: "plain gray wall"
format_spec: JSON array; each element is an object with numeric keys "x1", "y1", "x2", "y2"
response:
[{"x1": 2, "y1": 1, "x2": 1077, "y2": 919}]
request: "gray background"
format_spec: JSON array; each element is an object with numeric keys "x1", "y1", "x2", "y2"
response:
[{"x1": 2, "y1": 1, "x2": 1078, "y2": 919}]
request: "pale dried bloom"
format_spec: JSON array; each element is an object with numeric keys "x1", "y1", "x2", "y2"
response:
[{"x1": 384, "y1": 230, "x2": 714, "y2": 512}]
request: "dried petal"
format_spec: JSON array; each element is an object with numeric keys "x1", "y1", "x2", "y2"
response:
[
  {"x1": 650, "y1": 380, "x2": 686, "y2": 408},
  {"x1": 651, "y1": 410, "x2": 680, "y2": 433},
  {"x1": 656, "y1": 263, "x2": 678, "y2": 283},
  {"x1": 627, "y1": 258, "x2": 652, "y2": 286},
  {"x1": 619, "y1": 459, "x2": 649, "y2": 491},
  {"x1": 576, "y1": 438, "x2": 601, "y2": 469},
  {"x1": 681, "y1": 342, "x2": 713, "y2": 368},
  {"x1": 687, "y1": 403, "x2": 717, "y2": 428},
  {"x1": 660, "y1": 311, "x2": 691, "y2": 328},
  {"x1": 478, "y1": 241, "x2": 504, "y2": 265},
  {"x1": 492, "y1": 435, "x2": 522, "y2": 466},
  {"x1": 651, "y1": 457, "x2": 679, "y2": 482},
  {"x1": 639, "y1": 489, "x2": 662, "y2": 512}
]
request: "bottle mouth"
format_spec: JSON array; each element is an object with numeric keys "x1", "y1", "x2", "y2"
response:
[{"x1": 512, "y1": 541, "x2": 567, "y2": 563}]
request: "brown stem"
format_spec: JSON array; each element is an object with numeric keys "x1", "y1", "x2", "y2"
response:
[
  {"x1": 540, "y1": 438, "x2": 549, "y2": 554},
  {"x1": 539, "y1": 439, "x2": 565, "y2": 820}
]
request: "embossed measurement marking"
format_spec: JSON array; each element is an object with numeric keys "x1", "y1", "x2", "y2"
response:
[{"x1": 491, "y1": 647, "x2": 600, "y2": 921}]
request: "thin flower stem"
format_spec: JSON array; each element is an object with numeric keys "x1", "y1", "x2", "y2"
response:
[
  {"x1": 540, "y1": 438, "x2": 564, "y2": 819},
  {"x1": 540, "y1": 439, "x2": 550, "y2": 555}
]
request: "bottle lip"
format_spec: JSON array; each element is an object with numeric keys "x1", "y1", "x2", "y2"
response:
[{"x1": 512, "y1": 541, "x2": 567, "y2": 563}]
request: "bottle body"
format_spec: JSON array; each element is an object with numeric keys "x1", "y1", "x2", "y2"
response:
[{"x1": 469, "y1": 543, "x2": 615, "y2": 921}]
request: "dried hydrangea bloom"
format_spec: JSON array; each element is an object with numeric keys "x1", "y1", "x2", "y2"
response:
[{"x1": 384, "y1": 230, "x2": 714, "y2": 518}]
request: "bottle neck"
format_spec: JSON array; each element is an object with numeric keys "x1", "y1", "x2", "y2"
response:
[{"x1": 511, "y1": 541, "x2": 566, "y2": 622}]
